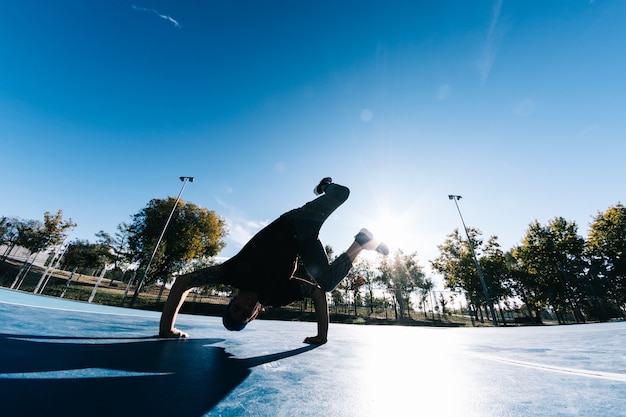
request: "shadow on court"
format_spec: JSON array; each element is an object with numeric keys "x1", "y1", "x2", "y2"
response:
[{"x1": 0, "y1": 334, "x2": 317, "y2": 417}]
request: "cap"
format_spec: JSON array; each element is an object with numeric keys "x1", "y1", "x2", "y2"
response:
[{"x1": 222, "y1": 305, "x2": 247, "y2": 331}]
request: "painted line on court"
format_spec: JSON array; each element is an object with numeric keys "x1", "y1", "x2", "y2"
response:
[
  {"x1": 472, "y1": 352, "x2": 626, "y2": 382},
  {"x1": 0, "y1": 292, "x2": 212, "y2": 324},
  {"x1": 0, "y1": 298, "x2": 157, "y2": 318},
  {"x1": 0, "y1": 368, "x2": 172, "y2": 380}
]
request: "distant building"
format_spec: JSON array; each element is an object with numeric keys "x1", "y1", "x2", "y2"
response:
[{"x1": 0, "y1": 244, "x2": 50, "y2": 267}]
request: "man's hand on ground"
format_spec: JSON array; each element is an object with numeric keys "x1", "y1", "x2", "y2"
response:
[
  {"x1": 159, "y1": 328, "x2": 189, "y2": 338},
  {"x1": 304, "y1": 335, "x2": 327, "y2": 345}
]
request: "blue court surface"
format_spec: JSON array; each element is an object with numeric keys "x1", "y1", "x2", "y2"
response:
[{"x1": 1, "y1": 288, "x2": 625, "y2": 417}]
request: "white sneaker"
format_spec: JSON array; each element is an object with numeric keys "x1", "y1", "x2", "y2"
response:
[{"x1": 354, "y1": 228, "x2": 389, "y2": 255}]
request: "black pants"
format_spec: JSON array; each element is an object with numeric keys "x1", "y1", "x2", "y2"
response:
[{"x1": 280, "y1": 183, "x2": 353, "y2": 292}]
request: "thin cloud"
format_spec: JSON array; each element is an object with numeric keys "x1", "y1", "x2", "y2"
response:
[
  {"x1": 478, "y1": 0, "x2": 505, "y2": 83},
  {"x1": 436, "y1": 84, "x2": 451, "y2": 101},
  {"x1": 514, "y1": 98, "x2": 534, "y2": 117},
  {"x1": 225, "y1": 218, "x2": 268, "y2": 247},
  {"x1": 215, "y1": 196, "x2": 268, "y2": 248},
  {"x1": 132, "y1": 5, "x2": 181, "y2": 28},
  {"x1": 274, "y1": 161, "x2": 287, "y2": 174}
]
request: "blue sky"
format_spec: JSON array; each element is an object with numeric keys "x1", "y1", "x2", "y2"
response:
[{"x1": 2, "y1": 1, "x2": 625, "y2": 286}]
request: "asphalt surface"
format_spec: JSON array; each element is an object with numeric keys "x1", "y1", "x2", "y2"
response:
[{"x1": 1, "y1": 288, "x2": 625, "y2": 417}]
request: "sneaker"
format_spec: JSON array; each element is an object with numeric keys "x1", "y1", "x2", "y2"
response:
[
  {"x1": 354, "y1": 228, "x2": 389, "y2": 255},
  {"x1": 354, "y1": 228, "x2": 374, "y2": 246},
  {"x1": 313, "y1": 177, "x2": 333, "y2": 195},
  {"x1": 374, "y1": 242, "x2": 390, "y2": 256}
]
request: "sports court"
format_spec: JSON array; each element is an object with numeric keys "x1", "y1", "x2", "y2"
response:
[{"x1": 1, "y1": 287, "x2": 625, "y2": 417}]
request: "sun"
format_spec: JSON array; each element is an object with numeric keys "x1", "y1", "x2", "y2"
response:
[{"x1": 367, "y1": 206, "x2": 414, "y2": 254}]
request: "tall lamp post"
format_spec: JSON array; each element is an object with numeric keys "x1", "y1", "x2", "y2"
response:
[
  {"x1": 129, "y1": 176, "x2": 194, "y2": 307},
  {"x1": 448, "y1": 195, "x2": 498, "y2": 326}
]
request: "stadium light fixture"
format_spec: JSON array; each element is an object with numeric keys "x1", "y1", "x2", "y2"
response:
[
  {"x1": 448, "y1": 194, "x2": 498, "y2": 326},
  {"x1": 129, "y1": 176, "x2": 194, "y2": 307}
]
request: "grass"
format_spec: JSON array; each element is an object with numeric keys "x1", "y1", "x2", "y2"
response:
[{"x1": 0, "y1": 259, "x2": 479, "y2": 327}]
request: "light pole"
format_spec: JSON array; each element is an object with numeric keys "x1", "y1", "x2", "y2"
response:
[
  {"x1": 448, "y1": 195, "x2": 498, "y2": 326},
  {"x1": 129, "y1": 176, "x2": 194, "y2": 307}
]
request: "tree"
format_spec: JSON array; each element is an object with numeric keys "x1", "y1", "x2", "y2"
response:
[
  {"x1": 9, "y1": 211, "x2": 76, "y2": 290},
  {"x1": 512, "y1": 217, "x2": 586, "y2": 324},
  {"x1": 479, "y1": 237, "x2": 515, "y2": 324},
  {"x1": 345, "y1": 272, "x2": 365, "y2": 317},
  {"x1": 128, "y1": 197, "x2": 227, "y2": 287},
  {"x1": 431, "y1": 228, "x2": 491, "y2": 322},
  {"x1": 41, "y1": 210, "x2": 77, "y2": 249},
  {"x1": 351, "y1": 257, "x2": 379, "y2": 316},
  {"x1": 63, "y1": 239, "x2": 114, "y2": 274},
  {"x1": 417, "y1": 277, "x2": 434, "y2": 319},
  {"x1": 586, "y1": 203, "x2": 626, "y2": 319},
  {"x1": 95, "y1": 223, "x2": 133, "y2": 271},
  {"x1": 0, "y1": 217, "x2": 20, "y2": 260},
  {"x1": 14, "y1": 211, "x2": 76, "y2": 257},
  {"x1": 379, "y1": 250, "x2": 425, "y2": 320},
  {"x1": 437, "y1": 293, "x2": 449, "y2": 318}
]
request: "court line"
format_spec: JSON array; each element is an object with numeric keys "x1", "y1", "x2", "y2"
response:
[
  {"x1": 0, "y1": 292, "x2": 211, "y2": 323},
  {"x1": 0, "y1": 368, "x2": 172, "y2": 380},
  {"x1": 0, "y1": 298, "x2": 157, "y2": 318},
  {"x1": 472, "y1": 352, "x2": 626, "y2": 382}
]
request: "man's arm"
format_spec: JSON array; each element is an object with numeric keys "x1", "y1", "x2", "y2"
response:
[
  {"x1": 160, "y1": 265, "x2": 224, "y2": 337},
  {"x1": 304, "y1": 286, "x2": 329, "y2": 345},
  {"x1": 159, "y1": 273, "x2": 193, "y2": 338}
]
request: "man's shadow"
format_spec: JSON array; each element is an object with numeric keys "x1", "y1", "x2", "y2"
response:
[{"x1": 0, "y1": 333, "x2": 317, "y2": 417}]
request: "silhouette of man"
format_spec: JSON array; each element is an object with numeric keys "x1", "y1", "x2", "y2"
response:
[{"x1": 159, "y1": 178, "x2": 388, "y2": 345}]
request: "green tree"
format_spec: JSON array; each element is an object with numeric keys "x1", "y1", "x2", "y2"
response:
[
  {"x1": 379, "y1": 250, "x2": 425, "y2": 320},
  {"x1": 480, "y1": 237, "x2": 515, "y2": 324},
  {"x1": 345, "y1": 272, "x2": 365, "y2": 317},
  {"x1": 351, "y1": 257, "x2": 379, "y2": 316},
  {"x1": 437, "y1": 293, "x2": 449, "y2": 318},
  {"x1": 431, "y1": 228, "x2": 493, "y2": 322},
  {"x1": 128, "y1": 197, "x2": 227, "y2": 287},
  {"x1": 512, "y1": 217, "x2": 586, "y2": 324},
  {"x1": 95, "y1": 223, "x2": 132, "y2": 270},
  {"x1": 417, "y1": 277, "x2": 434, "y2": 319},
  {"x1": 63, "y1": 239, "x2": 114, "y2": 274},
  {"x1": 586, "y1": 203, "x2": 626, "y2": 319},
  {"x1": 0, "y1": 217, "x2": 20, "y2": 260},
  {"x1": 11, "y1": 211, "x2": 76, "y2": 289},
  {"x1": 15, "y1": 211, "x2": 75, "y2": 256}
]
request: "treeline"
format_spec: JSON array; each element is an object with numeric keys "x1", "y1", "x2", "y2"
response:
[
  {"x1": 1, "y1": 197, "x2": 228, "y2": 294},
  {"x1": 431, "y1": 203, "x2": 626, "y2": 324},
  {"x1": 3, "y1": 201, "x2": 625, "y2": 326}
]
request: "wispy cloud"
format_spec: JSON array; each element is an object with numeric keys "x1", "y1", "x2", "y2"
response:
[
  {"x1": 514, "y1": 98, "x2": 534, "y2": 117},
  {"x1": 226, "y1": 219, "x2": 267, "y2": 247},
  {"x1": 215, "y1": 196, "x2": 267, "y2": 248},
  {"x1": 132, "y1": 5, "x2": 181, "y2": 28},
  {"x1": 478, "y1": 0, "x2": 505, "y2": 83},
  {"x1": 436, "y1": 84, "x2": 451, "y2": 101}
]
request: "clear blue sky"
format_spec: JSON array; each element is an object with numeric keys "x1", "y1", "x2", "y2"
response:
[{"x1": 2, "y1": 1, "x2": 625, "y2": 286}]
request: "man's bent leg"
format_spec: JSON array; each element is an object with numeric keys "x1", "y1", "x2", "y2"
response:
[
  {"x1": 301, "y1": 238, "x2": 371, "y2": 292},
  {"x1": 306, "y1": 250, "x2": 353, "y2": 292},
  {"x1": 281, "y1": 182, "x2": 352, "y2": 291}
]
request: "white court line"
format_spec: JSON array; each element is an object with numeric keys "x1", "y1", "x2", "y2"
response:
[
  {"x1": 0, "y1": 298, "x2": 156, "y2": 318},
  {"x1": 472, "y1": 352, "x2": 626, "y2": 382},
  {"x1": 0, "y1": 368, "x2": 173, "y2": 380},
  {"x1": 0, "y1": 296, "x2": 211, "y2": 324}
]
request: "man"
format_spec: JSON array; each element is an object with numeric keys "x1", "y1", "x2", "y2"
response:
[{"x1": 159, "y1": 178, "x2": 388, "y2": 345}]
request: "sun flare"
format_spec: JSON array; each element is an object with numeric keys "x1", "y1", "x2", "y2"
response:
[{"x1": 367, "y1": 206, "x2": 415, "y2": 254}]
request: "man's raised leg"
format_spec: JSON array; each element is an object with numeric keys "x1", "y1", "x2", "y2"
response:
[{"x1": 285, "y1": 179, "x2": 389, "y2": 292}]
